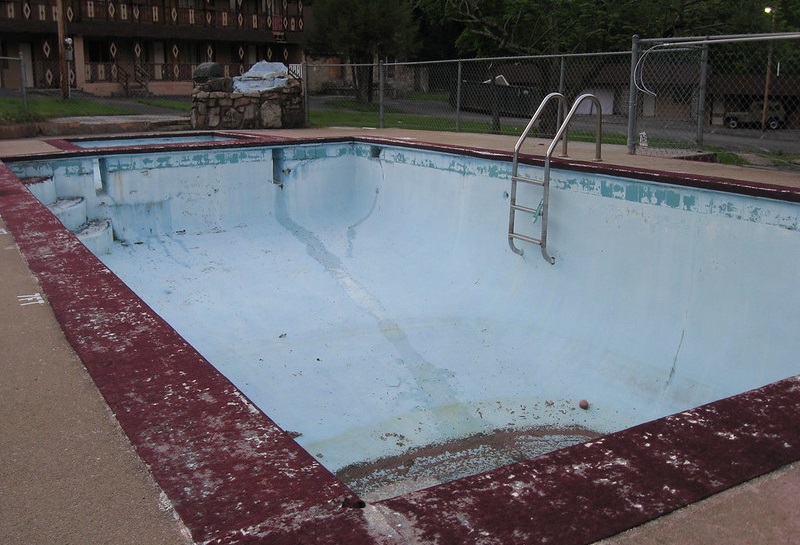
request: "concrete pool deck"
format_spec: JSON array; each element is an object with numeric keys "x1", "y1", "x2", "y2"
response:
[{"x1": 1, "y1": 125, "x2": 799, "y2": 545}]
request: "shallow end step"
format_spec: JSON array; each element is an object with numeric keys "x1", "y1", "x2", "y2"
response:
[
  {"x1": 49, "y1": 197, "x2": 86, "y2": 232},
  {"x1": 76, "y1": 219, "x2": 113, "y2": 255},
  {"x1": 22, "y1": 176, "x2": 57, "y2": 206}
]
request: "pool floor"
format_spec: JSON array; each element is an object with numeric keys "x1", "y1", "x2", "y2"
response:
[{"x1": 99, "y1": 222, "x2": 606, "y2": 496}]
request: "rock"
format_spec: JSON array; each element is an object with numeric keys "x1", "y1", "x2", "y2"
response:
[
  {"x1": 192, "y1": 62, "x2": 224, "y2": 84},
  {"x1": 259, "y1": 101, "x2": 282, "y2": 128}
]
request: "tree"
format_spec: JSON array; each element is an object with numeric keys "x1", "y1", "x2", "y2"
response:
[
  {"x1": 415, "y1": 0, "x2": 800, "y2": 57},
  {"x1": 310, "y1": 0, "x2": 419, "y2": 102}
]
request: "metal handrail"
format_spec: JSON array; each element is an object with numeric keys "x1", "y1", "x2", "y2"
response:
[
  {"x1": 540, "y1": 93, "x2": 602, "y2": 263},
  {"x1": 508, "y1": 92, "x2": 603, "y2": 264},
  {"x1": 508, "y1": 92, "x2": 567, "y2": 259}
]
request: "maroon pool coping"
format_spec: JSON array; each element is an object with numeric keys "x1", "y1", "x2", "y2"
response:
[
  {"x1": 42, "y1": 131, "x2": 283, "y2": 153},
  {"x1": 1, "y1": 136, "x2": 799, "y2": 545}
]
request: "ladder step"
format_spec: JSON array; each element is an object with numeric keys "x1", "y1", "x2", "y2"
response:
[
  {"x1": 511, "y1": 203, "x2": 539, "y2": 215},
  {"x1": 509, "y1": 232, "x2": 543, "y2": 246},
  {"x1": 512, "y1": 175, "x2": 544, "y2": 186}
]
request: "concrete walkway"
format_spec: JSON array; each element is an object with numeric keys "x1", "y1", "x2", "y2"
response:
[
  {"x1": 1, "y1": 120, "x2": 798, "y2": 545},
  {"x1": 0, "y1": 212, "x2": 192, "y2": 545}
]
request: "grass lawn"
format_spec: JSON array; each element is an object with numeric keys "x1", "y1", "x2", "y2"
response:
[
  {"x1": 0, "y1": 97, "x2": 134, "y2": 124},
  {"x1": 309, "y1": 108, "x2": 630, "y2": 145},
  {"x1": 0, "y1": 96, "x2": 190, "y2": 125},
  {"x1": 136, "y1": 99, "x2": 193, "y2": 111}
]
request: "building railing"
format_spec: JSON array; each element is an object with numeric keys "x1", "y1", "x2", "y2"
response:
[
  {"x1": 15, "y1": 60, "x2": 300, "y2": 91},
  {"x1": 0, "y1": 0, "x2": 301, "y2": 36},
  {"x1": 84, "y1": 61, "x2": 208, "y2": 83}
]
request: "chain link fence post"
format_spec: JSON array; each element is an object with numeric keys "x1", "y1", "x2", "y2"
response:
[
  {"x1": 21, "y1": 51, "x2": 27, "y2": 111},
  {"x1": 302, "y1": 62, "x2": 309, "y2": 127},
  {"x1": 627, "y1": 35, "x2": 641, "y2": 155},
  {"x1": 557, "y1": 55, "x2": 566, "y2": 128},
  {"x1": 456, "y1": 60, "x2": 462, "y2": 132},
  {"x1": 695, "y1": 43, "x2": 709, "y2": 148},
  {"x1": 379, "y1": 61, "x2": 385, "y2": 129}
]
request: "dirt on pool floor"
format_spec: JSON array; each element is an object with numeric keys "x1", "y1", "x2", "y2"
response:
[{"x1": 337, "y1": 426, "x2": 602, "y2": 501}]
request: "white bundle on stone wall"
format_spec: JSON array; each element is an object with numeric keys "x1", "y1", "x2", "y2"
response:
[{"x1": 233, "y1": 61, "x2": 290, "y2": 93}]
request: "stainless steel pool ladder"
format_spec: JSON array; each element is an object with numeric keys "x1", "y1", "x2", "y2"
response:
[{"x1": 508, "y1": 92, "x2": 603, "y2": 264}]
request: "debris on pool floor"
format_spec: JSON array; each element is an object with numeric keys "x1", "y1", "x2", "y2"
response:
[{"x1": 337, "y1": 424, "x2": 601, "y2": 500}]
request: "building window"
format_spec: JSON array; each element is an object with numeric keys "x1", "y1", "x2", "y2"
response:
[{"x1": 86, "y1": 40, "x2": 112, "y2": 63}]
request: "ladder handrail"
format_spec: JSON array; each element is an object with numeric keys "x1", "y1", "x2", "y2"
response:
[
  {"x1": 509, "y1": 93, "x2": 567, "y2": 259},
  {"x1": 508, "y1": 93, "x2": 603, "y2": 264},
  {"x1": 545, "y1": 93, "x2": 603, "y2": 162},
  {"x1": 512, "y1": 92, "x2": 568, "y2": 173}
]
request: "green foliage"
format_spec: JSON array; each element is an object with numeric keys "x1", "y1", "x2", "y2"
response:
[
  {"x1": 310, "y1": 0, "x2": 419, "y2": 62},
  {"x1": 320, "y1": 98, "x2": 407, "y2": 113},
  {"x1": 416, "y1": 0, "x2": 800, "y2": 57},
  {"x1": 136, "y1": 99, "x2": 192, "y2": 111},
  {"x1": 310, "y1": 0, "x2": 419, "y2": 102},
  {"x1": 310, "y1": 106, "x2": 637, "y2": 144}
]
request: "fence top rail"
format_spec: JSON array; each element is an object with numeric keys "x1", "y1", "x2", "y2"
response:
[
  {"x1": 305, "y1": 51, "x2": 632, "y2": 69},
  {"x1": 639, "y1": 32, "x2": 800, "y2": 46},
  {"x1": 433, "y1": 50, "x2": 632, "y2": 64}
]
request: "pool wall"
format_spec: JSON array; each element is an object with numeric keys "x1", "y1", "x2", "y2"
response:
[
  {"x1": 2, "y1": 138, "x2": 799, "y2": 545},
  {"x1": 12, "y1": 141, "x2": 799, "y2": 425}
]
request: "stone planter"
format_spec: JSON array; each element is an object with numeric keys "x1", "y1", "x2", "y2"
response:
[{"x1": 190, "y1": 77, "x2": 305, "y2": 130}]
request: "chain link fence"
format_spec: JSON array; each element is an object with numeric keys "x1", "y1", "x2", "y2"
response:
[
  {"x1": 305, "y1": 34, "x2": 800, "y2": 169},
  {"x1": 629, "y1": 34, "x2": 800, "y2": 168},
  {"x1": 0, "y1": 53, "x2": 28, "y2": 104},
  {"x1": 305, "y1": 53, "x2": 631, "y2": 140}
]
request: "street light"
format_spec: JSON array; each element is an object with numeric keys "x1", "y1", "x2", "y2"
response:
[{"x1": 761, "y1": 6, "x2": 775, "y2": 132}]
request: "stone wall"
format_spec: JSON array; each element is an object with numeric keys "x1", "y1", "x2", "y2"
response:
[{"x1": 190, "y1": 77, "x2": 305, "y2": 130}]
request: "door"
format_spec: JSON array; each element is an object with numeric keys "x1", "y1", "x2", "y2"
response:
[
  {"x1": 20, "y1": 43, "x2": 34, "y2": 87},
  {"x1": 153, "y1": 41, "x2": 165, "y2": 80}
]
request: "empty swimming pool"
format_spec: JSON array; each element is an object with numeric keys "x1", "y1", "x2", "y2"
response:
[{"x1": 3, "y1": 137, "x2": 799, "y2": 544}]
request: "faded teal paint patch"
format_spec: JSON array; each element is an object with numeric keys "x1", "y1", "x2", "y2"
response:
[
  {"x1": 380, "y1": 147, "x2": 518, "y2": 180},
  {"x1": 550, "y1": 171, "x2": 799, "y2": 229},
  {"x1": 61, "y1": 161, "x2": 95, "y2": 177},
  {"x1": 100, "y1": 148, "x2": 272, "y2": 173},
  {"x1": 649, "y1": 188, "x2": 681, "y2": 208},
  {"x1": 600, "y1": 181, "x2": 626, "y2": 199},
  {"x1": 563, "y1": 177, "x2": 698, "y2": 212},
  {"x1": 304, "y1": 144, "x2": 338, "y2": 159},
  {"x1": 446, "y1": 158, "x2": 470, "y2": 176},
  {"x1": 702, "y1": 197, "x2": 797, "y2": 229},
  {"x1": 353, "y1": 144, "x2": 376, "y2": 158},
  {"x1": 9, "y1": 159, "x2": 93, "y2": 178},
  {"x1": 476, "y1": 163, "x2": 511, "y2": 180}
]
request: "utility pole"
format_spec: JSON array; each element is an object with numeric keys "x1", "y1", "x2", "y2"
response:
[{"x1": 56, "y1": 0, "x2": 69, "y2": 99}]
